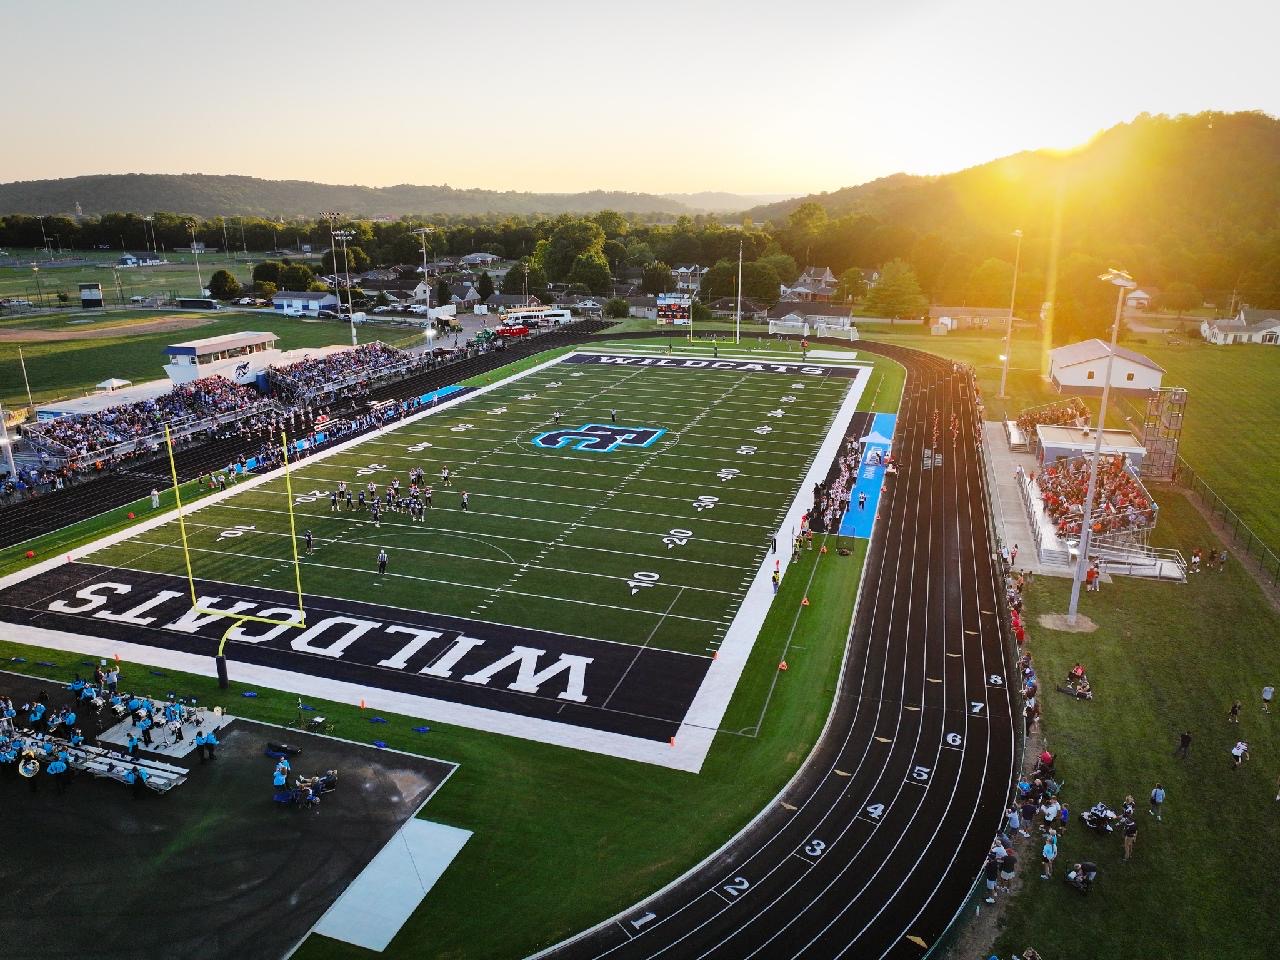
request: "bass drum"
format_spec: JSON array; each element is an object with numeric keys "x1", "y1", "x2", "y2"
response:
[{"x1": 18, "y1": 758, "x2": 40, "y2": 778}]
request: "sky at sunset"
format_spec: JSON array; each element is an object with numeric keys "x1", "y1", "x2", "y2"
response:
[{"x1": 5, "y1": 0, "x2": 1277, "y2": 195}]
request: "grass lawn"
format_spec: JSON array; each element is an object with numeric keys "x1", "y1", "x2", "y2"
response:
[
  {"x1": 0, "y1": 249, "x2": 264, "y2": 305},
  {"x1": 0, "y1": 345, "x2": 902, "y2": 958},
  {"x1": 0, "y1": 313, "x2": 422, "y2": 407},
  {"x1": 992, "y1": 491, "x2": 1280, "y2": 960}
]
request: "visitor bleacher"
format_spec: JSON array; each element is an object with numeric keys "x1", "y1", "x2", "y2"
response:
[{"x1": 1005, "y1": 397, "x2": 1088, "y2": 451}]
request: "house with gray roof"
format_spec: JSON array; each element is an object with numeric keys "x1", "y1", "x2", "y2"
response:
[
  {"x1": 1048, "y1": 339, "x2": 1164, "y2": 394},
  {"x1": 1200, "y1": 308, "x2": 1280, "y2": 346}
]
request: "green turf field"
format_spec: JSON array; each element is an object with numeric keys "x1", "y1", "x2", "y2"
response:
[
  {"x1": 0, "y1": 248, "x2": 264, "y2": 304},
  {"x1": 85, "y1": 349, "x2": 861, "y2": 657}
]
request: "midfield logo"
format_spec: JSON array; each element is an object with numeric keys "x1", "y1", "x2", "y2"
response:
[{"x1": 531, "y1": 423, "x2": 666, "y2": 453}]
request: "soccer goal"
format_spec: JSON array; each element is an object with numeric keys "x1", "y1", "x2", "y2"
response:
[
  {"x1": 769, "y1": 319, "x2": 809, "y2": 337},
  {"x1": 815, "y1": 321, "x2": 858, "y2": 340}
]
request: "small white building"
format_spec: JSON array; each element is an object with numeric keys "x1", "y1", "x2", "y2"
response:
[
  {"x1": 1048, "y1": 339, "x2": 1164, "y2": 394},
  {"x1": 1200, "y1": 308, "x2": 1280, "y2": 345},
  {"x1": 1125, "y1": 288, "x2": 1153, "y2": 311},
  {"x1": 271, "y1": 290, "x2": 340, "y2": 316}
]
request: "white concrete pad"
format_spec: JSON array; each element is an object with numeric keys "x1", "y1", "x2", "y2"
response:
[{"x1": 313, "y1": 819, "x2": 471, "y2": 952}]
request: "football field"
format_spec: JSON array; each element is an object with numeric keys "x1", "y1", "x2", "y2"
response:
[{"x1": 0, "y1": 347, "x2": 871, "y2": 768}]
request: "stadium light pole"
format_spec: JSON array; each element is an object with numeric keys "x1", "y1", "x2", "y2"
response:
[
  {"x1": 0, "y1": 403, "x2": 17, "y2": 481},
  {"x1": 997, "y1": 228, "x2": 1023, "y2": 399},
  {"x1": 38, "y1": 215, "x2": 51, "y2": 260},
  {"x1": 334, "y1": 228, "x2": 357, "y2": 345},
  {"x1": 735, "y1": 239, "x2": 743, "y2": 345},
  {"x1": 31, "y1": 265, "x2": 44, "y2": 309},
  {"x1": 187, "y1": 222, "x2": 204, "y2": 294},
  {"x1": 1066, "y1": 267, "x2": 1136, "y2": 625},
  {"x1": 412, "y1": 226, "x2": 433, "y2": 279}
]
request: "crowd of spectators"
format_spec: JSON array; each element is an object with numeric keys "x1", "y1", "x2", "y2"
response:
[
  {"x1": 1015, "y1": 397, "x2": 1088, "y2": 438},
  {"x1": 24, "y1": 376, "x2": 264, "y2": 458},
  {"x1": 269, "y1": 342, "x2": 416, "y2": 401},
  {"x1": 809, "y1": 440, "x2": 861, "y2": 533},
  {"x1": 1032, "y1": 454, "x2": 1156, "y2": 539}
]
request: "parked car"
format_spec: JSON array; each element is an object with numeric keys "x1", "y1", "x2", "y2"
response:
[{"x1": 318, "y1": 309, "x2": 339, "y2": 319}]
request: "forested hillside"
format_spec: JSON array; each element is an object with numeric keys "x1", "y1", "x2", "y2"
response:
[{"x1": 0, "y1": 174, "x2": 692, "y2": 219}]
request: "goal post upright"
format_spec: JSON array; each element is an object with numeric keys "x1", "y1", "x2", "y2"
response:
[
  {"x1": 163, "y1": 423, "x2": 200, "y2": 612},
  {"x1": 279, "y1": 428, "x2": 308, "y2": 628}
]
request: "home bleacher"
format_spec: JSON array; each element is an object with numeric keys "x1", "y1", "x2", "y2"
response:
[
  {"x1": 0, "y1": 319, "x2": 609, "y2": 551},
  {"x1": 1003, "y1": 396, "x2": 1088, "y2": 452}
]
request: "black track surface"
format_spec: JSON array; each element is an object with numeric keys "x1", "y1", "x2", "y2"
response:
[
  {"x1": 0, "y1": 670, "x2": 453, "y2": 960},
  {"x1": 536, "y1": 340, "x2": 1015, "y2": 960},
  {"x1": 0, "y1": 321, "x2": 608, "y2": 550}
]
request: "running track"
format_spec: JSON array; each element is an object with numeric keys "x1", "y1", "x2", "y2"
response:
[{"x1": 536, "y1": 341, "x2": 1016, "y2": 960}]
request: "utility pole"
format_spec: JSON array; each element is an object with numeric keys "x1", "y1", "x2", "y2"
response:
[
  {"x1": 1066, "y1": 268, "x2": 1136, "y2": 625},
  {"x1": 997, "y1": 228, "x2": 1023, "y2": 399},
  {"x1": 0, "y1": 402, "x2": 17, "y2": 481},
  {"x1": 187, "y1": 222, "x2": 204, "y2": 294},
  {"x1": 735, "y1": 239, "x2": 743, "y2": 345},
  {"x1": 17, "y1": 346, "x2": 35, "y2": 408}
]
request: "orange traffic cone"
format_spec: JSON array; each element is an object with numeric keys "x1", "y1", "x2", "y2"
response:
[
  {"x1": 669, "y1": 736, "x2": 676, "y2": 747},
  {"x1": 778, "y1": 660, "x2": 789, "y2": 671},
  {"x1": 359, "y1": 698, "x2": 366, "y2": 710},
  {"x1": 801, "y1": 597, "x2": 810, "y2": 607},
  {"x1": 820, "y1": 545, "x2": 828, "y2": 554}
]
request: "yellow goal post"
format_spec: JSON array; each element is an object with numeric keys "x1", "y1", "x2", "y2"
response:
[{"x1": 164, "y1": 426, "x2": 308, "y2": 661}]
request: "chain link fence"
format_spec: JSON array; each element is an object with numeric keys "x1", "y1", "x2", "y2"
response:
[{"x1": 1173, "y1": 456, "x2": 1280, "y2": 584}]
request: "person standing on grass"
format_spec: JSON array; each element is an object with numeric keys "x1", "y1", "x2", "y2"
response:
[
  {"x1": 441, "y1": 466, "x2": 452, "y2": 487},
  {"x1": 1264, "y1": 685, "x2": 1274, "y2": 714},
  {"x1": 771, "y1": 570, "x2": 780, "y2": 595},
  {"x1": 330, "y1": 490, "x2": 338, "y2": 513},
  {"x1": 1175, "y1": 730, "x2": 1192, "y2": 759},
  {"x1": 610, "y1": 409, "x2": 617, "y2": 423},
  {"x1": 150, "y1": 488, "x2": 160, "y2": 510},
  {"x1": 1007, "y1": 803, "x2": 1027, "y2": 838},
  {"x1": 1229, "y1": 699, "x2": 1242, "y2": 724},
  {"x1": 1149, "y1": 783, "x2": 1166, "y2": 820},
  {"x1": 461, "y1": 491, "x2": 470, "y2": 512},
  {"x1": 304, "y1": 530, "x2": 314, "y2": 555},
  {"x1": 999, "y1": 848, "x2": 1017, "y2": 892},
  {"x1": 1122, "y1": 815, "x2": 1137, "y2": 861},
  {"x1": 1040, "y1": 830, "x2": 1057, "y2": 878},
  {"x1": 377, "y1": 549, "x2": 388, "y2": 576}
]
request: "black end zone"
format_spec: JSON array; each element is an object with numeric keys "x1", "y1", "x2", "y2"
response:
[{"x1": 0, "y1": 564, "x2": 710, "y2": 744}]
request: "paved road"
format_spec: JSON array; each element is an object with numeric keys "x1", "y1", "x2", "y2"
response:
[{"x1": 536, "y1": 340, "x2": 1015, "y2": 960}]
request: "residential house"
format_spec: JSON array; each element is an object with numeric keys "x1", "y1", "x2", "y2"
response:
[
  {"x1": 1126, "y1": 288, "x2": 1155, "y2": 311},
  {"x1": 483, "y1": 293, "x2": 544, "y2": 311},
  {"x1": 625, "y1": 295, "x2": 658, "y2": 320},
  {"x1": 1047, "y1": 339, "x2": 1164, "y2": 393},
  {"x1": 670, "y1": 264, "x2": 708, "y2": 293},
  {"x1": 766, "y1": 301, "x2": 855, "y2": 324},
  {"x1": 448, "y1": 282, "x2": 482, "y2": 309},
  {"x1": 707, "y1": 297, "x2": 768, "y2": 321},
  {"x1": 1200, "y1": 308, "x2": 1280, "y2": 345},
  {"x1": 461, "y1": 252, "x2": 501, "y2": 268}
]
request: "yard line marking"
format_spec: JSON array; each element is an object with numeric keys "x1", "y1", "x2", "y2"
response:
[
  {"x1": 601, "y1": 586, "x2": 686, "y2": 710},
  {"x1": 120, "y1": 539, "x2": 728, "y2": 626}
]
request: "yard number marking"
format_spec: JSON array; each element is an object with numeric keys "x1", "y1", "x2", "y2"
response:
[
  {"x1": 716, "y1": 468, "x2": 741, "y2": 482},
  {"x1": 355, "y1": 462, "x2": 388, "y2": 476},
  {"x1": 450, "y1": 423, "x2": 475, "y2": 433},
  {"x1": 790, "y1": 382, "x2": 805, "y2": 389},
  {"x1": 629, "y1": 912, "x2": 656, "y2": 932},
  {"x1": 766, "y1": 409, "x2": 785, "y2": 418},
  {"x1": 294, "y1": 489, "x2": 325, "y2": 504},
  {"x1": 780, "y1": 395, "x2": 797, "y2": 403},
  {"x1": 406, "y1": 441, "x2": 433, "y2": 452},
  {"x1": 218, "y1": 524, "x2": 256, "y2": 540},
  {"x1": 627, "y1": 571, "x2": 660, "y2": 595},
  {"x1": 662, "y1": 528, "x2": 694, "y2": 550},
  {"x1": 693, "y1": 495, "x2": 720, "y2": 512},
  {"x1": 488, "y1": 406, "x2": 508, "y2": 415},
  {"x1": 737, "y1": 445, "x2": 758, "y2": 456},
  {"x1": 752, "y1": 425, "x2": 773, "y2": 435}
]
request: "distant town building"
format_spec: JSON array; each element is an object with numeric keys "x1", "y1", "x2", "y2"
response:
[{"x1": 1199, "y1": 308, "x2": 1280, "y2": 345}]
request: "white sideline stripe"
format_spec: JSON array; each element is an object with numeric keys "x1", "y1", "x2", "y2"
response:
[
  {"x1": 313, "y1": 819, "x2": 472, "y2": 952},
  {"x1": 676, "y1": 364, "x2": 871, "y2": 757}
]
